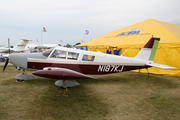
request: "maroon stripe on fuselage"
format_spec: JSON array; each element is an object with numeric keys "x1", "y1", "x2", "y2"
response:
[{"x1": 28, "y1": 62, "x2": 149, "y2": 75}]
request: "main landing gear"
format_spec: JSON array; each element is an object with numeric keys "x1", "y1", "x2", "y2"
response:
[{"x1": 55, "y1": 80, "x2": 80, "y2": 96}]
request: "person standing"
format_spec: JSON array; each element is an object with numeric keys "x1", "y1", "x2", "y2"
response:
[
  {"x1": 106, "y1": 46, "x2": 112, "y2": 54},
  {"x1": 114, "y1": 47, "x2": 121, "y2": 55},
  {"x1": 0, "y1": 54, "x2": 6, "y2": 62}
]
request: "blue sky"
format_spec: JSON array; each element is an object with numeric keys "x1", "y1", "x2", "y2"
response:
[{"x1": 0, "y1": 0, "x2": 180, "y2": 47}]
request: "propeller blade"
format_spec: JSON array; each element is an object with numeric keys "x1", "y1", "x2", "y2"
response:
[
  {"x1": 3, "y1": 58, "x2": 9, "y2": 71},
  {"x1": 3, "y1": 38, "x2": 11, "y2": 71}
]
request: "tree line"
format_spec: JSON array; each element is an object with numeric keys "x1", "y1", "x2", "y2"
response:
[
  {"x1": 58, "y1": 42, "x2": 81, "y2": 48},
  {"x1": 10, "y1": 42, "x2": 81, "y2": 48}
]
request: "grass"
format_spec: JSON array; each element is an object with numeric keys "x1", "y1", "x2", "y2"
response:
[{"x1": 0, "y1": 65, "x2": 180, "y2": 120}]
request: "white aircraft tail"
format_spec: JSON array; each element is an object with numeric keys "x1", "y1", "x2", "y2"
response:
[
  {"x1": 14, "y1": 39, "x2": 32, "y2": 50},
  {"x1": 135, "y1": 37, "x2": 176, "y2": 69}
]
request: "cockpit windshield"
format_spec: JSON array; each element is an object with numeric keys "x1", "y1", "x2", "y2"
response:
[
  {"x1": 51, "y1": 50, "x2": 67, "y2": 59},
  {"x1": 42, "y1": 48, "x2": 54, "y2": 57}
]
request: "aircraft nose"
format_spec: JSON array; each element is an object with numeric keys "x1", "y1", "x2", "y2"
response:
[{"x1": 9, "y1": 53, "x2": 27, "y2": 69}]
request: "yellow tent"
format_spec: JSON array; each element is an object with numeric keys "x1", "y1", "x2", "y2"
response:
[{"x1": 78, "y1": 18, "x2": 180, "y2": 77}]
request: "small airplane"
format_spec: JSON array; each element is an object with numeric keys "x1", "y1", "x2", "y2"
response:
[
  {"x1": 3, "y1": 37, "x2": 176, "y2": 92},
  {"x1": 0, "y1": 38, "x2": 32, "y2": 57}
]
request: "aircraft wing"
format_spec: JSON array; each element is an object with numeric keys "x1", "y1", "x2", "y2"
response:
[
  {"x1": 33, "y1": 67, "x2": 97, "y2": 79},
  {"x1": 0, "y1": 48, "x2": 16, "y2": 53},
  {"x1": 147, "y1": 63, "x2": 176, "y2": 69}
]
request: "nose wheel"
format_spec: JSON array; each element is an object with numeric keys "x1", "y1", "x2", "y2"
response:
[
  {"x1": 16, "y1": 79, "x2": 25, "y2": 82},
  {"x1": 23, "y1": 69, "x2": 26, "y2": 74},
  {"x1": 15, "y1": 69, "x2": 35, "y2": 81}
]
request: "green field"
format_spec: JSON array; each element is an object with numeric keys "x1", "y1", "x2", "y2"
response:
[{"x1": 0, "y1": 65, "x2": 180, "y2": 120}]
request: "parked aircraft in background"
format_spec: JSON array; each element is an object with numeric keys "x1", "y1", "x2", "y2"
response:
[
  {"x1": 3, "y1": 37, "x2": 176, "y2": 92},
  {"x1": 0, "y1": 45, "x2": 5, "y2": 47},
  {"x1": 25, "y1": 44, "x2": 58, "y2": 53},
  {"x1": 0, "y1": 39, "x2": 32, "y2": 56}
]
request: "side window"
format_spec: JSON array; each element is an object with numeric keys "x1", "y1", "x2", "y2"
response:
[
  {"x1": 82, "y1": 54, "x2": 95, "y2": 61},
  {"x1": 67, "y1": 52, "x2": 79, "y2": 60},
  {"x1": 51, "y1": 50, "x2": 66, "y2": 59}
]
